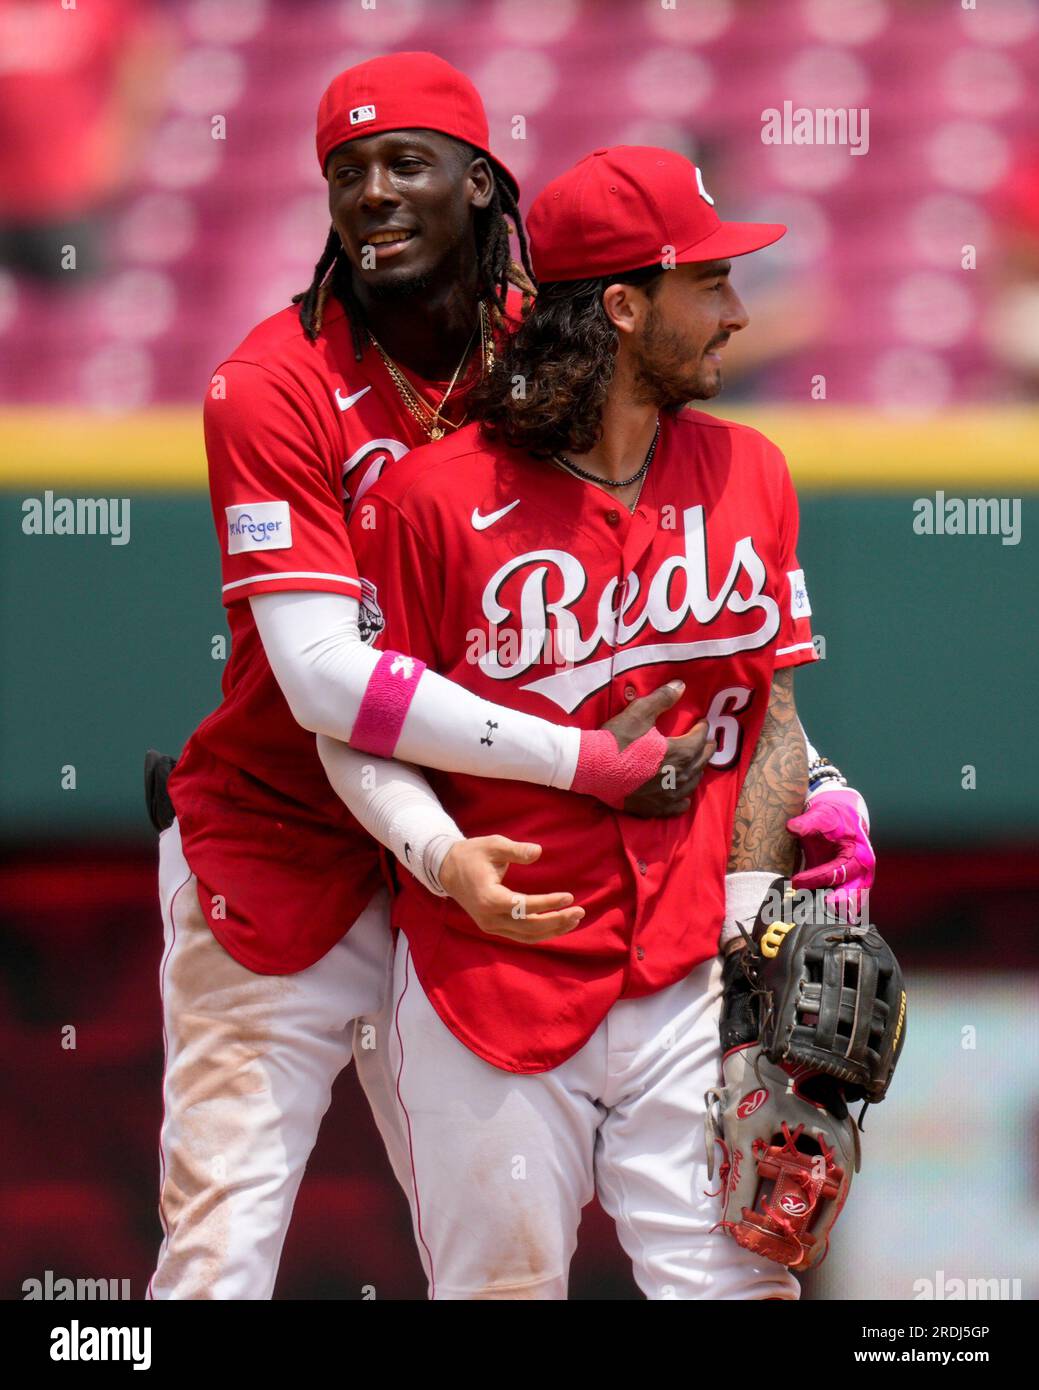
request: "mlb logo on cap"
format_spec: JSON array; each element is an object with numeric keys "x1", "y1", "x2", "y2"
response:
[{"x1": 316, "y1": 52, "x2": 519, "y2": 197}]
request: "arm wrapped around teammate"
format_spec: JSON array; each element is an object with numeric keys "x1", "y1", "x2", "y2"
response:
[{"x1": 251, "y1": 589, "x2": 690, "y2": 811}]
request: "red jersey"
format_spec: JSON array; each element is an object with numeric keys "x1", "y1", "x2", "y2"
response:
[
  {"x1": 349, "y1": 410, "x2": 818, "y2": 1072},
  {"x1": 169, "y1": 296, "x2": 497, "y2": 974}
]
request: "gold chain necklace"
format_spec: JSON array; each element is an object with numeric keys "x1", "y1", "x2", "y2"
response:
[{"x1": 369, "y1": 302, "x2": 493, "y2": 441}]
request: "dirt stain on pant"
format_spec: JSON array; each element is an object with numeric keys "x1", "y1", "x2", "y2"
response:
[
  {"x1": 464, "y1": 1149, "x2": 565, "y2": 1300},
  {"x1": 153, "y1": 884, "x2": 297, "y2": 1298}
]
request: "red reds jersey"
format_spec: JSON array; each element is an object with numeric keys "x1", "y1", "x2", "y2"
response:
[
  {"x1": 169, "y1": 296, "x2": 497, "y2": 974},
  {"x1": 350, "y1": 410, "x2": 818, "y2": 1071}
]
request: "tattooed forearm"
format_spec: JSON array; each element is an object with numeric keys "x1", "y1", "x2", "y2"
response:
[{"x1": 727, "y1": 668, "x2": 807, "y2": 875}]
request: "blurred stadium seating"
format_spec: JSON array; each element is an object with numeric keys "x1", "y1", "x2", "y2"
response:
[
  {"x1": 2, "y1": 0, "x2": 1037, "y2": 1301},
  {"x1": 3, "y1": 0, "x2": 1039, "y2": 409}
]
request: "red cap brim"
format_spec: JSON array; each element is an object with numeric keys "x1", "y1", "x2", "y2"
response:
[{"x1": 675, "y1": 220, "x2": 787, "y2": 263}]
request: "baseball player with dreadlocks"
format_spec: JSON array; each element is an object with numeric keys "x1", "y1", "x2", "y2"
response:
[
  {"x1": 148, "y1": 55, "x2": 879, "y2": 1300},
  {"x1": 148, "y1": 54, "x2": 717, "y2": 1301}
]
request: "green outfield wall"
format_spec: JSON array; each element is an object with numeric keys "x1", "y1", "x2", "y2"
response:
[{"x1": 3, "y1": 407, "x2": 1035, "y2": 844}]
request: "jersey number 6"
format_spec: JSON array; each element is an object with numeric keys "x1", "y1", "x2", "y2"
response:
[{"x1": 704, "y1": 686, "x2": 754, "y2": 769}]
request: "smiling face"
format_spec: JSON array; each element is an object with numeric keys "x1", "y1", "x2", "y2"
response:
[
  {"x1": 326, "y1": 129, "x2": 493, "y2": 299},
  {"x1": 619, "y1": 260, "x2": 750, "y2": 406}
]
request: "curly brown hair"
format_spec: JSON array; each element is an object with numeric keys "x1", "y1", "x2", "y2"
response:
[{"x1": 471, "y1": 266, "x2": 665, "y2": 456}]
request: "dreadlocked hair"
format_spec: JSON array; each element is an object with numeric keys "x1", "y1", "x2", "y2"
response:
[
  {"x1": 473, "y1": 168, "x2": 537, "y2": 330},
  {"x1": 471, "y1": 265, "x2": 666, "y2": 457},
  {"x1": 292, "y1": 142, "x2": 535, "y2": 361}
]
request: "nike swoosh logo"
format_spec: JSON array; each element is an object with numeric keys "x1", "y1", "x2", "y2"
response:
[
  {"x1": 335, "y1": 385, "x2": 372, "y2": 411},
  {"x1": 471, "y1": 500, "x2": 520, "y2": 531}
]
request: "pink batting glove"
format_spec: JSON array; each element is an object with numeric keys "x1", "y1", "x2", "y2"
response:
[{"x1": 786, "y1": 787, "x2": 875, "y2": 923}]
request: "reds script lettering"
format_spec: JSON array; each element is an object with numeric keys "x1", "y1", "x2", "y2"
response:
[
  {"x1": 479, "y1": 505, "x2": 780, "y2": 712},
  {"x1": 341, "y1": 438, "x2": 409, "y2": 513}
]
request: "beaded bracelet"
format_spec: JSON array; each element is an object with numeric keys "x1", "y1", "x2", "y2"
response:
[{"x1": 808, "y1": 755, "x2": 848, "y2": 790}]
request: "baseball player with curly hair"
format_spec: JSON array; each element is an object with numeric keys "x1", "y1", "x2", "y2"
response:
[{"x1": 323, "y1": 145, "x2": 883, "y2": 1299}]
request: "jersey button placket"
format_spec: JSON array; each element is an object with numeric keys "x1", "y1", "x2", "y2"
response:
[
  {"x1": 612, "y1": 502, "x2": 651, "y2": 975},
  {"x1": 628, "y1": 851, "x2": 652, "y2": 975},
  {"x1": 617, "y1": 501, "x2": 661, "y2": 979}
]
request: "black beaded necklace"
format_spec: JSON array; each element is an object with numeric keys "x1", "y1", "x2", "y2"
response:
[{"x1": 554, "y1": 418, "x2": 660, "y2": 489}]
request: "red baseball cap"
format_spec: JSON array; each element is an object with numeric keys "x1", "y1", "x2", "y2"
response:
[
  {"x1": 528, "y1": 146, "x2": 786, "y2": 283},
  {"x1": 316, "y1": 51, "x2": 519, "y2": 200}
]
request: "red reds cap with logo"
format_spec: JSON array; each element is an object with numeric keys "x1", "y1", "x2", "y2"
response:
[
  {"x1": 316, "y1": 51, "x2": 519, "y2": 200},
  {"x1": 528, "y1": 145, "x2": 786, "y2": 282}
]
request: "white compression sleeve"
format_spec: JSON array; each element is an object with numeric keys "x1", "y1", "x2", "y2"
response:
[
  {"x1": 250, "y1": 590, "x2": 580, "y2": 787},
  {"x1": 721, "y1": 871, "x2": 783, "y2": 950},
  {"x1": 316, "y1": 734, "x2": 461, "y2": 897}
]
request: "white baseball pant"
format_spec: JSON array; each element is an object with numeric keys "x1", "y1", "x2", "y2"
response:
[
  {"x1": 389, "y1": 935, "x2": 801, "y2": 1300},
  {"x1": 149, "y1": 820, "x2": 408, "y2": 1299}
]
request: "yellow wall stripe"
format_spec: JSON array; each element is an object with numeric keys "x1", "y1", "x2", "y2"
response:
[{"x1": 2, "y1": 407, "x2": 1037, "y2": 490}]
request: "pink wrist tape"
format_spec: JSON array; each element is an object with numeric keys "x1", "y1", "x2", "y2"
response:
[
  {"x1": 570, "y1": 727, "x2": 667, "y2": 809},
  {"x1": 348, "y1": 649, "x2": 427, "y2": 759}
]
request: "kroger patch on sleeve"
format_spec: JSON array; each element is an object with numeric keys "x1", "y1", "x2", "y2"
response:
[
  {"x1": 787, "y1": 568, "x2": 811, "y2": 618},
  {"x1": 225, "y1": 501, "x2": 293, "y2": 555}
]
